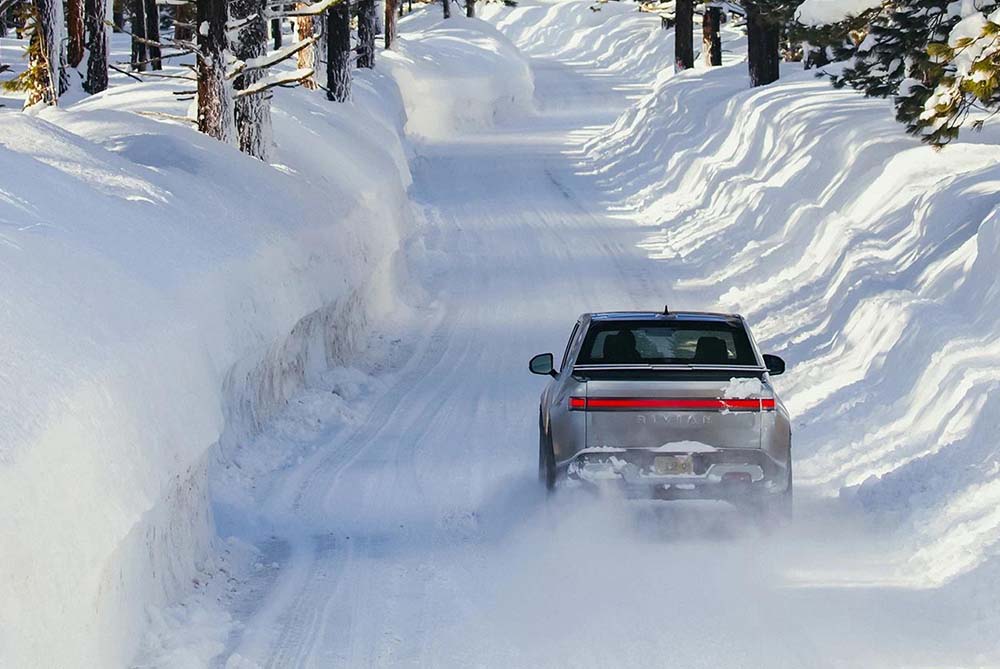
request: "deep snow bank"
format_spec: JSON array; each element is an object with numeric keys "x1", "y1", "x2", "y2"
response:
[
  {"x1": 582, "y1": 55, "x2": 1000, "y2": 586},
  {"x1": 0, "y1": 12, "x2": 534, "y2": 666},
  {"x1": 0, "y1": 70, "x2": 412, "y2": 667},
  {"x1": 383, "y1": 13, "x2": 534, "y2": 138}
]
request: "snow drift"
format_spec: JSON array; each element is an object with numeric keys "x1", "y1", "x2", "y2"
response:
[
  {"x1": 383, "y1": 13, "x2": 534, "y2": 139},
  {"x1": 0, "y1": 14, "x2": 533, "y2": 668}
]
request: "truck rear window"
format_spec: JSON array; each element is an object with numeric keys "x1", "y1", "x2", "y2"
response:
[{"x1": 577, "y1": 321, "x2": 758, "y2": 366}]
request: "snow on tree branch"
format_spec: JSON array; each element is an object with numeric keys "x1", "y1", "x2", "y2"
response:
[{"x1": 233, "y1": 67, "x2": 314, "y2": 97}]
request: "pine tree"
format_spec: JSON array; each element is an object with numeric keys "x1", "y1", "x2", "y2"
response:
[
  {"x1": 745, "y1": 0, "x2": 782, "y2": 86},
  {"x1": 174, "y1": 0, "x2": 194, "y2": 41},
  {"x1": 674, "y1": 0, "x2": 693, "y2": 70},
  {"x1": 326, "y1": 0, "x2": 350, "y2": 102},
  {"x1": 703, "y1": 5, "x2": 722, "y2": 67},
  {"x1": 84, "y1": 0, "x2": 108, "y2": 93},
  {"x1": 384, "y1": 0, "x2": 397, "y2": 49},
  {"x1": 296, "y1": 11, "x2": 318, "y2": 89},
  {"x1": 271, "y1": 18, "x2": 282, "y2": 49},
  {"x1": 67, "y1": 0, "x2": 84, "y2": 67},
  {"x1": 3, "y1": 0, "x2": 66, "y2": 105},
  {"x1": 144, "y1": 0, "x2": 162, "y2": 70},
  {"x1": 830, "y1": 1, "x2": 955, "y2": 121},
  {"x1": 357, "y1": 0, "x2": 376, "y2": 67},
  {"x1": 913, "y1": 4, "x2": 1000, "y2": 145},
  {"x1": 232, "y1": 0, "x2": 271, "y2": 158},
  {"x1": 130, "y1": 0, "x2": 147, "y2": 70},
  {"x1": 196, "y1": 0, "x2": 233, "y2": 141}
]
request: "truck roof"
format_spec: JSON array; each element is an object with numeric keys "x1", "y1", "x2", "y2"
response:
[{"x1": 587, "y1": 311, "x2": 743, "y2": 322}]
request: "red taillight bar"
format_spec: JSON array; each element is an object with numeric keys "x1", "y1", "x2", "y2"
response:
[{"x1": 569, "y1": 397, "x2": 775, "y2": 411}]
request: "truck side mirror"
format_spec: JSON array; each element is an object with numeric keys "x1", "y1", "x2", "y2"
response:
[
  {"x1": 529, "y1": 353, "x2": 557, "y2": 377},
  {"x1": 763, "y1": 354, "x2": 786, "y2": 376}
]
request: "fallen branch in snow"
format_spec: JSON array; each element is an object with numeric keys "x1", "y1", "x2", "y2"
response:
[
  {"x1": 233, "y1": 67, "x2": 313, "y2": 97},
  {"x1": 117, "y1": 50, "x2": 197, "y2": 70},
  {"x1": 136, "y1": 110, "x2": 198, "y2": 124},
  {"x1": 109, "y1": 63, "x2": 144, "y2": 82}
]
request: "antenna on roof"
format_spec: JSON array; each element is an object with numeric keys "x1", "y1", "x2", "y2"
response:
[{"x1": 663, "y1": 304, "x2": 670, "y2": 315}]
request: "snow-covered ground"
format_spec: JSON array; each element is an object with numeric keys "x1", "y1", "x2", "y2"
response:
[{"x1": 3, "y1": 1, "x2": 1000, "y2": 667}]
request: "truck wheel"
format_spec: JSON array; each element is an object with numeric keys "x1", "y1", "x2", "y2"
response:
[
  {"x1": 538, "y1": 417, "x2": 556, "y2": 493},
  {"x1": 757, "y1": 465, "x2": 793, "y2": 527}
]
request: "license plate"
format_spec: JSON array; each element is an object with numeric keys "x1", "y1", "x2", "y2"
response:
[{"x1": 654, "y1": 455, "x2": 693, "y2": 475}]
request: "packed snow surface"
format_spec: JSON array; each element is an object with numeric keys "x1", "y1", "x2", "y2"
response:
[{"x1": 3, "y1": 1, "x2": 1000, "y2": 667}]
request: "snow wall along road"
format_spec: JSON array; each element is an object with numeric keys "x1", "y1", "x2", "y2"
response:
[
  {"x1": 488, "y1": 0, "x2": 1000, "y2": 599},
  {"x1": 0, "y1": 16, "x2": 533, "y2": 669}
]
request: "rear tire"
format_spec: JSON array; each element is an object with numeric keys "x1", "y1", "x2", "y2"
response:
[
  {"x1": 538, "y1": 415, "x2": 556, "y2": 493},
  {"x1": 757, "y1": 463, "x2": 793, "y2": 527}
]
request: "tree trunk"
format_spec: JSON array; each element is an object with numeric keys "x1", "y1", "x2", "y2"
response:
[
  {"x1": 746, "y1": 3, "x2": 779, "y2": 86},
  {"x1": 357, "y1": 0, "x2": 375, "y2": 67},
  {"x1": 28, "y1": 0, "x2": 65, "y2": 104},
  {"x1": 130, "y1": 0, "x2": 146, "y2": 70},
  {"x1": 296, "y1": 11, "x2": 317, "y2": 89},
  {"x1": 84, "y1": 0, "x2": 108, "y2": 92},
  {"x1": 113, "y1": 0, "x2": 124, "y2": 30},
  {"x1": 384, "y1": 0, "x2": 396, "y2": 49},
  {"x1": 271, "y1": 17, "x2": 281, "y2": 49},
  {"x1": 673, "y1": 0, "x2": 693, "y2": 70},
  {"x1": 233, "y1": 0, "x2": 270, "y2": 159},
  {"x1": 326, "y1": 0, "x2": 350, "y2": 102},
  {"x1": 465, "y1": 0, "x2": 472, "y2": 18},
  {"x1": 67, "y1": 0, "x2": 84, "y2": 67},
  {"x1": 196, "y1": 0, "x2": 233, "y2": 142},
  {"x1": 144, "y1": 0, "x2": 161, "y2": 69},
  {"x1": 174, "y1": 0, "x2": 194, "y2": 42},
  {"x1": 702, "y1": 6, "x2": 721, "y2": 67},
  {"x1": 441, "y1": 0, "x2": 449, "y2": 19}
]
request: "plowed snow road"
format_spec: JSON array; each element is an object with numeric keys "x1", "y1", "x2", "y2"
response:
[{"x1": 185, "y1": 49, "x2": 989, "y2": 669}]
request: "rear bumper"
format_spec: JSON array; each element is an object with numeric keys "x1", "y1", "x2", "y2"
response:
[{"x1": 565, "y1": 447, "x2": 789, "y2": 500}]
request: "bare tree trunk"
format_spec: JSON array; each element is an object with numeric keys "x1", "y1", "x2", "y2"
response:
[
  {"x1": 67, "y1": 0, "x2": 84, "y2": 67},
  {"x1": 296, "y1": 11, "x2": 317, "y2": 89},
  {"x1": 383, "y1": 0, "x2": 396, "y2": 49},
  {"x1": 464, "y1": 0, "x2": 472, "y2": 17},
  {"x1": 441, "y1": 0, "x2": 449, "y2": 19},
  {"x1": 326, "y1": 0, "x2": 349, "y2": 102},
  {"x1": 232, "y1": 0, "x2": 270, "y2": 158},
  {"x1": 113, "y1": 0, "x2": 124, "y2": 30},
  {"x1": 674, "y1": 0, "x2": 693, "y2": 70},
  {"x1": 27, "y1": 0, "x2": 66, "y2": 104},
  {"x1": 84, "y1": 0, "x2": 108, "y2": 92},
  {"x1": 196, "y1": 0, "x2": 233, "y2": 142},
  {"x1": 271, "y1": 17, "x2": 281, "y2": 49},
  {"x1": 357, "y1": 0, "x2": 375, "y2": 67},
  {"x1": 144, "y1": 0, "x2": 161, "y2": 69},
  {"x1": 702, "y1": 5, "x2": 721, "y2": 67},
  {"x1": 746, "y1": 2, "x2": 779, "y2": 86},
  {"x1": 130, "y1": 0, "x2": 147, "y2": 70},
  {"x1": 174, "y1": 0, "x2": 194, "y2": 42}
]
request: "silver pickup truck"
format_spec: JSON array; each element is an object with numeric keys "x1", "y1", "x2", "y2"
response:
[{"x1": 530, "y1": 309, "x2": 792, "y2": 519}]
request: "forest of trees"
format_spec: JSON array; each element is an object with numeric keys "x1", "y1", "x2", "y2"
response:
[
  {"x1": 668, "y1": 0, "x2": 1000, "y2": 145},
  {"x1": 3, "y1": 0, "x2": 999, "y2": 150}
]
